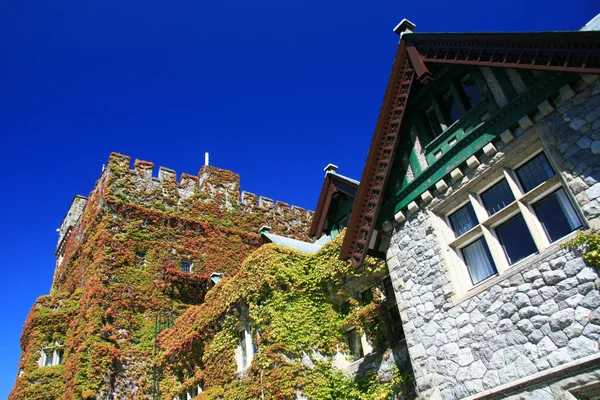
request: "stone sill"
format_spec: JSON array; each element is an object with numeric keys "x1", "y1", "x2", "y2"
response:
[{"x1": 454, "y1": 230, "x2": 580, "y2": 305}]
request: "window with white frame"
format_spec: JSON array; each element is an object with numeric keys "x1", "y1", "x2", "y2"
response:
[
  {"x1": 174, "y1": 385, "x2": 202, "y2": 400},
  {"x1": 236, "y1": 323, "x2": 255, "y2": 372},
  {"x1": 38, "y1": 347, "x2": 63, "y2": 367},
  {"x1": 445, "y1": 151, "x2": 582, "y2": 288},
  {"x1": 181, "y1": 261, "x2": 192, "y2": 274}
]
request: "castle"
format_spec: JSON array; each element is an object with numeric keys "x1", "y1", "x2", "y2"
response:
[{"x1": 11, "y1": 15, "x2": 600, "y2": 400}]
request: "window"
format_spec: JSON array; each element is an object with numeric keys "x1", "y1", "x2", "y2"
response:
[
  {"x1": 445, "y1": 150, "x2": 582, "y2": 291},
  {"x1": 44, "y1": 350, "x2": 53, "y2": 367},
  {"x1": 181, "y1": 261, "x2": 192, "y2": 274},
  {"x1": 480, "y1": 179, "x2": 515, "y2": 216},
  {"x1": 496, "y1": 215, "x2": 538, "y2": 264},
  {"x1": 462, "y1": 238, "x2": 497, "y2": 284},
  {"x1": 39, "y1": 347, "x2": 63, "y2": 367},
  {"x1": 345, "y1": 328, "x2": 364, "y2": 360},
  {"x1": 533, "y1": 189, "x2": 582, "y2": 242},
  {"x1": 516, "y1": 153, "x2": 555, "y2": 192},
  {"x1": 236, "y1": 323, "x2": 255, "y2": 372},
  {"x1": 449, "y1": 203, "x2": 478, "y2": 237},
  {"x1": 359, "y1": 288, "x2": 373, "y2": 306}
]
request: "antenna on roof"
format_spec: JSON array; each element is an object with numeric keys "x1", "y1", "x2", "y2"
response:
[{"x1": 205, "y1": 152, "x2": 209, "y2": 167}]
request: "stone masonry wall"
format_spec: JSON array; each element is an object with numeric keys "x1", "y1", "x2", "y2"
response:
[{"x1": 384, "y1": 74, "x2": 600, "y2": 400}]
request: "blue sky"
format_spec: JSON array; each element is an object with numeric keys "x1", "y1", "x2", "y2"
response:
[{"x1": 0, "y1": 0, "x2": 596, "y2": 396}]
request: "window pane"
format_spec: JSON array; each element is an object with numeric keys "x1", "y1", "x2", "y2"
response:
[
  {"x1": 481, "y1": 179, "x2": 515, "y2": 216},
  {"x1": 181, "y1": 262, "x2": 191, "y2": 273},
  {"x1": 425, "y1": 108, "x2": 443, "y2": 138},
  {"x1": 441, "y1": 91, "x2": 463, "y2": 123},
  {"x1": 516, "y1": 153, "x2": 555, "y2": 192},
  {"x1": 460, "y1": 74, "x2": 483, "y2": 109},
  {"x1": 359, "y1": 288, "x2": 373, "y2": 306},
  {"x1": 449, "y1": 203, "x2": 478, "y2": 236},
  {"x1": 239, "y1": 330, "x2": 247, "y2": 368},
  {"x1": 533, "y1": 189, "x2": 582, "y2": 242},
  {"x1": 462, "y1": 238, "x2": 497, "y2": 284},
  {"x1": 44, "y1": 351, "x2": 53, "y2": 366},
  {"x1": 496, "y1": 215, "x2": 537, "y2": 265}
]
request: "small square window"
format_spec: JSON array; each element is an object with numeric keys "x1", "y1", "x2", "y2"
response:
[
  {"x1": 533, "y1": 189, "x2": 582, "y2": 243},
  {"x1": 516, "y1": 153, "x2": 555, "y2": 193},
  {"x1": 359, "y1": 288, "x2": 373, "y2": 306},
  {"x1": 449, "y1": 203, "x2": 478, "y2": 237},
  {"x1": 181, "y1": 262, "x2": 192, "y2": 274},
  {"x1": 496, "y1": 215, "x2": 538, "y2": 265},
  {"x1": 481, "y1": 179, "x2": 515, "y2": 216},
  {"x1": 461, "y1": 238, "x2": 497, "y2": 285}
]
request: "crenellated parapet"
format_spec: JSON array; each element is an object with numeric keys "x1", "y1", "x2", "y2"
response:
[{"x1": 104, "y1": 152, "x2": 314, "y2": 239}]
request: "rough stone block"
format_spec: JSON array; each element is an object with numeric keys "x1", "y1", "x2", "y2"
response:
[
  {"x1": 393, "y1": 211, "x2": 406, "y2": 224},
  {"x1": 518, "y1": 115, "x2": 534, "y2": 130},
  {"x1": 482, "y1": 143, "x2": 497, "y2": 157},
  {"x1": 581, "y1": 74, "x2": 599, "y2": 85},
  {"x1": 500, "y1": 129, "x2": 515, "y2": 144},
  {"x1": 451, "y1": 167, "x2": 464, "y2": 182},
  {"x1": 466, "y1": 155, "x2": 480, "y2": 170},
  {"x1": 559, "y1": 84, "x2": 576, "y2": 101},
  {"x1": 407, "y1": 201, "x2": 419, "y2": 215},
  {"x1": 537, "y1": 100, "x2": 555, "y2": 116},
  {"x1": 435, "y1": 179, "x2": 448, "y2": 193},
  {"x1": 421, "y1": 190, "x2": 433, "y2": 204}
]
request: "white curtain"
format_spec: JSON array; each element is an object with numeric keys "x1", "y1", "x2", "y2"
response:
[
  {"x1": 463, "y1": 239, "x2": 496, "y2": 284},
  {"x1": 556, "y1": 189, "x2": 581, "y2": 230}
]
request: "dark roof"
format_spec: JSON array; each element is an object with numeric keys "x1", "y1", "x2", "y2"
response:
[
  {"x1": 341, "y1": 27, "x2": 600, "y2": 268},
  {"x1": 309, "y1": 170, "x2": 359, "y2": 238}
]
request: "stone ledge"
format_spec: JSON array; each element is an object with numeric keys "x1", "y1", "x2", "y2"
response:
[{"x1": 464, "y1": 353, "x2": 600, "y2": 400}]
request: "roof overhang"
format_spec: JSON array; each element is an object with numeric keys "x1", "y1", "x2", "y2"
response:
[{"x1": 340, "y1": 28, "x2": 600, "y2": 268}]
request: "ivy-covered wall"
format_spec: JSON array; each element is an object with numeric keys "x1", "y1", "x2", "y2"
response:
[
  {"x1": 157, "y1": 234, "x2": 414, "y2": 400},
  {"x1": 11, "y1": 153, "x2": 412, "y2": 399},
  {"x1": 11, "y1": 153, "x2": 314, "y2": 399}
]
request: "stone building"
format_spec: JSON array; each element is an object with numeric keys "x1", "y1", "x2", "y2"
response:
[{"x1": 341, "y1": 16, "x2": 600, "y2": 399}]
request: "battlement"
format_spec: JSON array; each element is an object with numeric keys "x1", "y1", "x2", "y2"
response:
[
  {"x1": 56, "y1": 195, "x2": 87, "y2": 252},
  {"x1": 104, "y1": 153, "x2": 314, "y2": 239}
]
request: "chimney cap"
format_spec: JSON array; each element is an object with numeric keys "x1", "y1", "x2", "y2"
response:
[
  {"x1": 324, "y1": 163, "x2": 339, "y2": 174},
  {"x1": 393, "y1": 19, "x2": 416, "y2": 35}
]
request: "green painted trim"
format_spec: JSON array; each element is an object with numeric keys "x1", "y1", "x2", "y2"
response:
[{"x1": 377, "y1": 71, "x2": 574, "y2": 224}]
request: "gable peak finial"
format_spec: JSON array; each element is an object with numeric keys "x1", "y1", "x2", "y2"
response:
[
  {"x1": 324, "y1": 163, "x2": 339, "y2": 174},
  {"x1": 393, "y1": 19, "x2": 416, "y2": 36}
]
